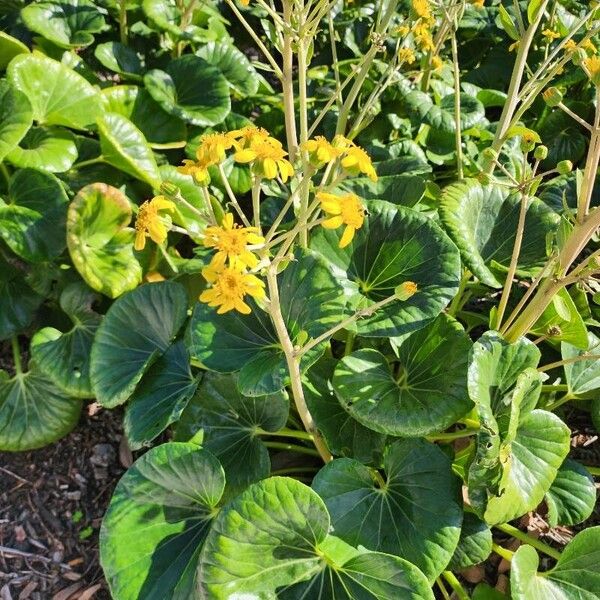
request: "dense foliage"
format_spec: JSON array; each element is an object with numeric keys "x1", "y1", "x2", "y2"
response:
[{"x1": 1, "y1": 0, "x2": 600, "y2": 598}]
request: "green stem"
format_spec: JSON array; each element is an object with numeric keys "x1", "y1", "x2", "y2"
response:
[
  {"x1": 539, "y1": 353, "x2": 600, "y2": 372},
  {"x1": 344, "y1": 331, "x2": 355, "y2": 357},
  {"x1": 252, "y1": 177, "x2": 262, "y2": 232},
  {"x1": 541, "y1": 384, "x2": 569, "y2": 393},
  {"x1": 491, "y1": 542, "x2": 514, "y2": 562},
  {"x1": 263, "y1": 441, "x2": 320, "y2": 457},
  {"x1": 450, "y1": 32, "x2": 463, "y2": 180},
  {"x1": 584, "y1": 465, "x2": 600, "y2": 476},
  {"x1": 282, "y1": 0, "x2": 298, "y2": 159},
  {"x1": 441, "y1": 572, "x2": 469, "y2": 600},
  {"x1": 448, "y1": 269, "x2": 471, "y2": 317},
  {"x1": 71, "y1": 156, "x2": 105, "y2": 169},
  {"x1": 0, "y1": 163, "x2": 10, "y2": 187},
  {"x1": 545, "y1": 393, "x2": 574, "y2": 412},
  {"x1": 11, "y1": 336, "x2": 22, "y2": 377},
  {"x1": 258, "y1": 427, "x2": 313, "y2": 441},
  {"x1": 426, "y1": 428, "x2": 479, "y2": 442},
  {"x1": 436, "y1": 578, "x2": 452, "y2": 600},
  {"x1": 495, "y1": 523, "x2": 561, "y2": 560},
  {"x1": 270, "y1": 466, "x2": 319, "y2": 476}
]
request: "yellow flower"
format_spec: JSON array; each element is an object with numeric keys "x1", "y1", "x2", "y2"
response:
[
  {"x1": 301, "y1": 136, "x2": 342, "y2": 167},
  {"x1": 470, "y1": 0, "x2": 484, "y2": 7},
  {"x1": 318, "y1": 192, "x2": 365, "y2": 248},
  {"x1": 341, "y1": 145, "x2": 378, "y2": 181},
  {"x1": 565, "y1": 39, "x2": 577, "y2": 52},
  {"x1": 396, "y1": 281, "x2": 418, "y2": 300},
  {"x1": 416, "y1": 31, "x2": 435, "y2": 52},
  {"x1": 395, "y1": 24, "x2": 410, "y2": 37},
  {"x1": 200, "y1": 264, "x2": 266, "y2": 314},
  {"x1": 412, "y1": 0, "x2": 432, "y2": 20},
  {"x1": 509, "y1": 41, "x2": 520, "y2": 52},
  {"x1": 398, "y1": 47, "x2": 416, "y2": 65},
  {"x1": 203, "y1": 213, "x2": 264, "y2": 270},
  {"x1": 228, "y1": 126, "x2": 270, "y2": 150},
  {"x1": 134, "y1": 196, "x2": 176, "y2": 251},
  {"x1": 584, "y1": 55, "x2": 600, "y2": 84},
  {"x1": 542, "y1": 28, "x2": 561, "y2": 43},
  {"x1": 431, "y1": 55, "x2": 443, "y2": 70},
  {"x1": 234, "y1": 137, "x2": 295, "y2": 182},
  {"x1": 177, "y1": 159, "x2": 211, "y2": 185},
  {"x1": 196, "y1": 132, "x2": 236, "y2": 164},
  {"x1": 239, "y1": 0, "x2": 249, "y2": 6},
  {"x1": 581, "y1": 39, "x2": 596, "y2": 53}
]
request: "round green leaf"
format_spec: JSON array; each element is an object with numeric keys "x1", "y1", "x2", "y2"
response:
[
  {"x1": 175, "y1": 372, "x2": 289, "y2": 495},
  {"x1": 91, "y1": 281, "x2": 188, "y2": 407},
  {"x1": 0, "y1": 258, "x2": 43, "y2": 341},
  {"x1": 0, "y1": 364, "x2": 82, "y2": 451},
  {"x1": 101, "y1": 86, "x2": 186, "y2": 145},
  {"x1": 440, "y1": 179, "x2": 560, "y2": 288},
  {"x1": 97, "y1": 112, "x2": 161, "y2": 186},
  {"x1": 188, "y1": 249, "x2": 347, "y2": 396},
  {"x1": 144, "y1": 55, "x2": 231, "y2": 126},
  {"x1": 0, "y1": 32, "x2": 29, "y2": 70},
  {"x1": 333, "y1": 315, "x2": 472, "y2": 436},
  {"x1": 94, "y1": 42, "x2": 143, "y2": 80},
  {"x1": 66, "y1": 183, "x2": 142, "y2": 298},
  {"x1": 100, "y1": 443, "x2": 225, "y2": 600},
  {"x1": 199, "y1": 477, "x2": 432, "y2": 599},
  {"x1": 311, "y1": 200, "x2": 461, "y2": 337},
  {"x1": 124, "y1": 341, "x2": 198, "y2": 450},
  {"x1": 196, "y1": 42, "x2": 259, "y2": 96},
  {"x1": 30, "y1": 283, "x2": 101, "y2": 398},
  {"x1": 6, "y1": 126, "x2": 77, "y2": 172},
  {"x1": 562, "y1": 331, "x2": 600, "y2": 396},
  {"x1": 303, "y1": 357, "x2": 386, "y2": 464},
  {"x1": 0, "y1": 168, "x2": 68, "y2": 262},
  {"x1": 511, "y1": 527, "x2": 600, "y2": 599},
  {"x1": 448, "y1": 512, "x2": 492, "y2": 570},
  {"x1": 340, "y1": 173, "x2": 426, "y2": 207},
  {"x1": 21, "y1": 0, "x2": 106, "y2": 49},
  {"x1": 0, "y1": 80, "x2": 33, "y2": 163},
  {"x1": 312, "y1": 439, "x2": 463, "y2": 581},
  {"x1": 545, "y1": 459, "x2": 597, "y2": 527},
  {"x1": 7, "y1": 52, "x2": 102, "y2": 130}
]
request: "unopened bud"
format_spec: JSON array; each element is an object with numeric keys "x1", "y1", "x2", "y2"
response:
[
  {"x1": 160, "y1": 181, "x2": 180, "y2": 198},
  {"x1": 557, "y1": 160, "x2": 573, "y2": 175},
  {"x1": 571, "y1": 48, "x2": 587, "y2": 66},
  {"x1": 542, "y1": 87, "x2": 563, "y2": 107},
  {"x1": 395, "y1": 281, "x2": 418, "y2": 301},
  {"x1": 534, "y1": 145, "x2": 549, "y2": 160}
]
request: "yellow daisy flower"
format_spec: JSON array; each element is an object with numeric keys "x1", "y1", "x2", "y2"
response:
[
  {"x1": 228, "y1": 126, "x2": 270, "y2": 150},
  {"x1": 301, "y1": 136, "x2": 343, "y2": 167},
  {"x1": 200, "y1": 264, "x2": 266, "y2": 314},
  {"x1": 134, "y1": 196, "x2": 176, "y2": 251},
  {"x1": 341, "y1": 145, "x2": 378, "y2": 182},
  {"x1": 196, "y1": 132, "x2": 236, "y2": 164},
  {"x1": 318, "y1": 191, "x2": 365, "y2": 248},
  {"x1": 542, "y1": 28, "x2": 561, "y2": 43},
  {"x1": 203, "y1": 213, "x2": 264, "y2": 270},
  {"x1": 412, "y1": 0, "x2": 432, "y2": 20},
  {"x1": 177, "y1": 159, "x2": 211, "y2": 185},
  {"x1": 565, "y1": 39, "x2": 578, "y2": 52},
  {"x1": 234, "y1": 137, "x2": 295, "y2": 182},
  {"x1": 431, "y1": 55, "x2": 443, "y2": 70},
  {"x1": 584, "y1": 55, "x2": 600, "y2": 84},
  {"x1": 398, "y1": 48, "x2": 416, "y2": 65}
]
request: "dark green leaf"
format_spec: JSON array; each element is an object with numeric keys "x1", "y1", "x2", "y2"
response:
[
  {"x1": 448, "y1": 512, "x2": 492, "y2": 570},
  {"x1": 0, "y1": 80, "x2": 33, "y2": 163}
]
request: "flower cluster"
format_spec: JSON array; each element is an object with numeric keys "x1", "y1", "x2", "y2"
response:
[{"x1": 199, "y1": 213, "x2": 266, "y2": 314}]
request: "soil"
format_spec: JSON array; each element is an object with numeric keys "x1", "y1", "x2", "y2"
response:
[{"x1": 0, "y1": 406, "x2": 126, "y2": 600}]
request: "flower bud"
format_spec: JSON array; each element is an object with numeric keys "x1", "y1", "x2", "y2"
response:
[
  {"x1": 557, "y1": 160, "x2": 573, "y2": 175},
  {"x1": 542, "y1": 87, "x2": 563, "y2": 107},
  {"x1": 534, "y1": 145, "x2": 549, "y2": 160},
  {"x1": 160, "y1": 181, "x2": 180, "y2": 198},
  {"x1": 571, "y1": 48, "x2": 587, "y2": 66}
]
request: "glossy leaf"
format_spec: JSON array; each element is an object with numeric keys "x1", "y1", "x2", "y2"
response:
[
  {"x1": 196, "y1": 42, "x2": 259, "y2": 96},
  {"x1": 311, "y1": 200, "x2": 461, "y2": 337},
  {"x1": 188, "y1": 249, "x2": 347, "y2": 396},
  {"x1": 0, "y1": 168, "x2": 68, "y2": 262},
  {"x1": 0, "y1": 31, "x2": 29, "y2": 70},
  {"x1": 199, "y1": 476, "x2": 434, "y2": 599},
  {"x1": 0, "y1": 80, "x2": 33, "y2": 163},
  {"x1": 562, "y1": 331, "x2": 600, "y2": 395},
  {"x1": 8, "y1": 52, "x2": 102, "y2": 130},
  {"x1": 303, "y1": 357, "x2": 386, "y2": 464},
  {"x1": 511, "y1": 527, "x2": 600, "y2": 599},
  {"x1": 66, "y1": 183, "x2": 142, "y2": 298},
  {"x1": 333, "y1": 315, "x2": 472, "y2": 436},
  {"x1": 545, "y1": 459, "x2": 597, "y2": 527},
  {"x1": 0, "y1": 363, "x2": 82, "y2": 451},
  {"x1": 144, "y1": 55, "x2": 230, "y2": 126},
  {"x1": 21, "y1": 0, "x2": 106, "y2": 48},
  {"x1": 94, "y1": 42, "x2": 143, "y2": 79},
  {"x1": 175, "y1": 372, "x2": 289, "y2": 495},
  {"x1": 6, "y1": 126, "x2": 78, "y2": 172},
  {"x1": 340, "y1": 173, "x2": 426, "y2": 207},
  {"x1": 97, "y1": 112, "x2": 161, "y2": 187},
  {"x1": 312, "y1": 439, "x2": 463, "y2": 581},
  {"x1": 100, "y1": 443, "x2": 225, "y2": 600},
  {"x1": 90, "y1": 281, "x2": 188, "y2": 407},
  {"x1": 440, "y1": 179, "x2": 560, "y2": 288},
  {"x1": 101, "y1": 86, "x2": 187, "y2": 145},
  {"x1": 448, "y1": 512, "x2": 493, "y2": 570},
  {"x1": 30, "y1": 283, "x2": 101, "y2": 398}
]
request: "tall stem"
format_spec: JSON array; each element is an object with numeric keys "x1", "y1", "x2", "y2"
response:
[
  {"x1": 266, "y1": 268, "x2": 333, "y2": 462},
  {"x1": 119, "y1": 0, "x2": 128, "y2": 44},
  {"x1": 282, "y1": 0, "x2": 299, "y2": 160},
  {"x1": 252, "y1": 177, "x2": 262, "y2": 232},
  {"x1": 451, "y1": 32, "x2": 463, "y2": 180},
  {"x1": 495, "y1": 523, "x2": 561, "y2": 560}
]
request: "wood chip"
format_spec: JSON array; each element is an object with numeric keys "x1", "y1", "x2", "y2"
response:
[
  {"x1": 51, "y1": 582, "x2": 84, "y2": 600},
  {"x1": 77, "y1": 583, "x2": 103, "y2": 600},
  {"x1": 118, "y1": 436, "x2": 133, "y2": 469},
  {"x1": 17, "y1": 581, "x2": 37, "y2": 600}
]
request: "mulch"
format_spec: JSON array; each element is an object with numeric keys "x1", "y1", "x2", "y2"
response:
[{"x1": 0, "y1": 407, "x2": 126, "y2": 600}]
